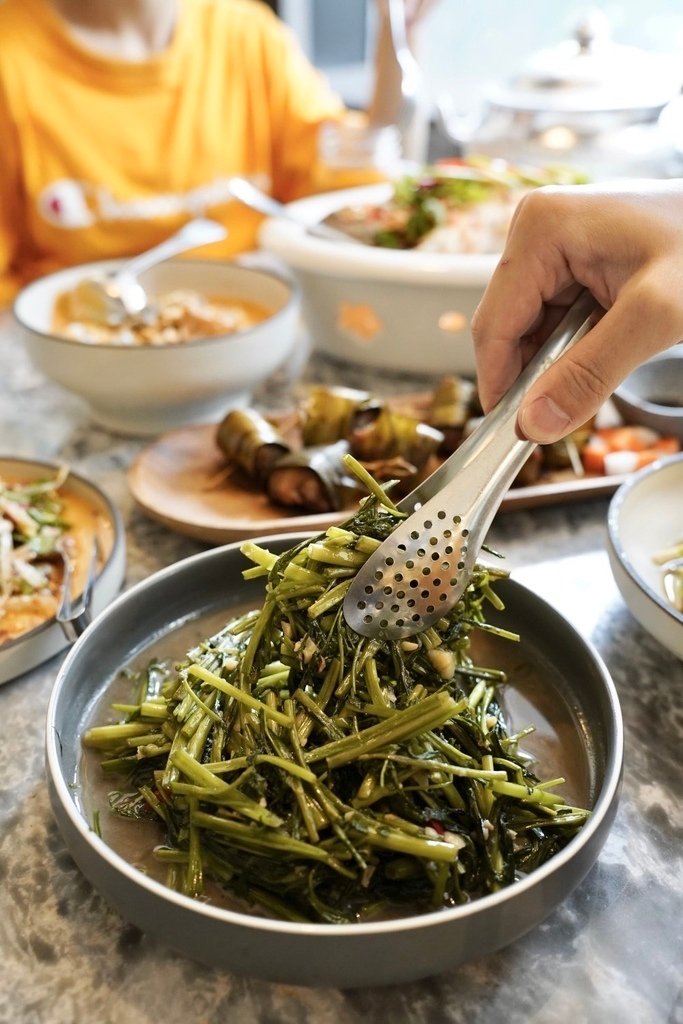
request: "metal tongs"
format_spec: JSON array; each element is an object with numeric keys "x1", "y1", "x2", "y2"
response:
[
  {"x1": 56, "y1": 537, "x2": 100, "y2": 642},
  {"x1": 343, "y1": 291, "x2": 601, "y2": 639}
]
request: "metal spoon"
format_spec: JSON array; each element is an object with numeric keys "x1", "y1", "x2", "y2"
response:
[
  {"x1": 662, "y1": 557, "x2": 683, "y2": 612},
  {"x1": 227, "y1": 177, "x2": 359, "y2": 244},
  {"x1": 72, "y1": 218, "x2": 227, "y2": 327},
  {"x1": 56, "y1": 536, "x2": 100, "y2": 642},
  {"x1": 387, "y1": 0, "x2": 430, "y2": 164},
  {"x1": 343, "y1": 291, "x2": 601, "y2": 639}
]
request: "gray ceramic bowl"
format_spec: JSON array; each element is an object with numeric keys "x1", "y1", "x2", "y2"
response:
[
  {"x1": 612, "y1": 349, "x2": 683, "y2": 440},
  {"x1": 46, "y1": 535, "x2": 623, "y2": 988}
]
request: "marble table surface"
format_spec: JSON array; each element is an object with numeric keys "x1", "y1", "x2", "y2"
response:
[{"x1": 1, "y1": 311, "x2": 681, "y2": 1024}]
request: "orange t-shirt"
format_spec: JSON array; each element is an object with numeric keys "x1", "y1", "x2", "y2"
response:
[{"x1": 0, "y1": 0, "x2": 365, "y2": 305}]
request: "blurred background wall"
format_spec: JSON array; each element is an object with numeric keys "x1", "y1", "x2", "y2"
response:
[{"x1": 274, "y1": 0, "x2": 683, "y2": 112}]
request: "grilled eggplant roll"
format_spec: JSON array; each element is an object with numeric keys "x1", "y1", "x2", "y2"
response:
[
  {"x1": 300, "y1": 386, "x2": 379, "y2": 447},
  {"x1": 216, "y1": 409, "x2": 292, "y2": 487},
  {"x1": 349, "y1": 407, "x2": 444, "y2": 475},
  {"x1": 427, "y1": 375, "x2": 477, "y2": 454},
  {"x1": 266, "y1": 440, "x2": 355, "y2": 513}
]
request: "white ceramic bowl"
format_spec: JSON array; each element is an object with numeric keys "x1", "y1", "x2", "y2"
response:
[
  {"x1": 259, "y1": 184, "x2": 499, "y2": 377},
  {"x1": 0, "y1": 456, "x2": 126, "y2": 684},
  {"x1": 607, "y1": 453, "x2": 683, "y2": 659},
  {"x1": 14, "y1": 259, "x2": 300, "y2": 437},
  {"x1": 611, "y1": 348, "x2": 683, "y2": 440}
]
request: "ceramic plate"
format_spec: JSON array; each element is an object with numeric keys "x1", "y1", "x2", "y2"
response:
[
  {"x1": 47, "y1": 534, "x2": 622, "y2": 987},
  {"x1": 127, "y1": 414, "x2": 630, "y2": 545}
]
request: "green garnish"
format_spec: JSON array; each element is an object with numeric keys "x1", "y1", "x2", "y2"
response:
[{"x1": 374, "y1": 156, "x2": 588, "y2": 249}]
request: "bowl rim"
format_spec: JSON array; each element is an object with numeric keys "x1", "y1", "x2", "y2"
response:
[
  {"x1": 12, "y1": 258, "x2": 300, "y2": 352},
  {"x1": 607, "y1": 452, "x2": 683, "y2": 628},
  {"x1": 613, "y1": 353, "x2": 683, "y2": 418},
  {"x1": 46, "y1": 533, "x2": 624, "y2": 942},
  {"x1": 259, "y1": 183, "x2": 501, "y2": 285},
  {"x1": 0, "y1": 455, "x2": 126, "y2": 655}
]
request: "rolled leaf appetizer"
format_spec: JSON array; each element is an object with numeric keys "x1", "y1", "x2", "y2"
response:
[
  {"x1": 266, "y1": 440, "x2": 356, "y2": 513},
  {"x1": 216, "y1": 409, "x2": 291, "y2": 487},
  {"x1": 428, "y1": 375, "x2": 477, "y2": 454},
  {"x1": 349, "y1": 407, "x2": 444, "y2": 474},
  {"x1": 300, "y1": 386, "x2": 379, "y2": 447}
]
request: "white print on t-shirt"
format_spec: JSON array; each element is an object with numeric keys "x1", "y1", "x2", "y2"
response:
[{"x1": 37, "y1": 174, "x2": 272, "y2": 229}]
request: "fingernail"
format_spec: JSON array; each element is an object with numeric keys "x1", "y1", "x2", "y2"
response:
[{"x1": 519, "y1": 396, "x2": 571, "y2": 443}]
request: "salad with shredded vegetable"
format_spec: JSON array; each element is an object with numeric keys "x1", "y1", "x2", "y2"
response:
[
  {"x1": 0, "y1": 467, "x2": 71, "y2": 645},
  {"x1": 325, "y1": 156, "x2": 587, "y2": 252}
]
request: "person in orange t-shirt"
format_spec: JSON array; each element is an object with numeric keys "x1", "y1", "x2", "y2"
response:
[{"x1": 0, "y1": 0, "x2": 437, "y2": 306}]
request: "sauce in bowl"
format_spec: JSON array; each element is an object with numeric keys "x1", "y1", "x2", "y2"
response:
[{"x1": 53, "y1": 286, "x2": 271, "y2": 346}]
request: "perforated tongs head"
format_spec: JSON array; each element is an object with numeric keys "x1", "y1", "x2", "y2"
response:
[{"x1": 343, "y1": 291, "x2": 600, "y2": 640}]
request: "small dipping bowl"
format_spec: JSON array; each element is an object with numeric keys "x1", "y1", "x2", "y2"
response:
[{"x1": 612, "y1": 349, "x2": 683, "y2": 440}]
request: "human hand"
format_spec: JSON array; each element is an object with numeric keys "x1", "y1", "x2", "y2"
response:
[{"x1": 471, "y1": 181, "x2": 683, "y2": 443}]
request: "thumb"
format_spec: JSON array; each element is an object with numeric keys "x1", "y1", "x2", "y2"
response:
[{"x1": 517, "y1": 281, "x2": 683, "y2": 443}]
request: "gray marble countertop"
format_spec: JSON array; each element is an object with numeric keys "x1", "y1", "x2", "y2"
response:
[{"x1": 1, "y1": 312, "x2": 681, "y2": 1024}]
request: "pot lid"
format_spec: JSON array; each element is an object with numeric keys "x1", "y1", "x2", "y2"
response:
[{"x1": 487, "y1": 11, "x2": 682, "y2": 115}]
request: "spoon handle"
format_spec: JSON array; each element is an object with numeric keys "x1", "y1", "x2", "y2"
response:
[
  {"x1": 229, "y1": 177, "x2": 357, "y2": 244},
  {"x1": 120, "y1": 218, "x2": 227, "y2": 278}
]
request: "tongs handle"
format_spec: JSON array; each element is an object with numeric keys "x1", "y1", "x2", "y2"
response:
[{"x1": 57, "y1": 537, "x2": 99, "y2": 642}]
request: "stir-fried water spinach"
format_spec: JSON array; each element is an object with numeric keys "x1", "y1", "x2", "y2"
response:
[{"x1": 84, "y1": 459, "x2": 590, "y2": 923}]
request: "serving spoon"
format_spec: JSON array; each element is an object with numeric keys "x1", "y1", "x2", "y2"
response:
[
  {"x1": 70, "y1": 217, "x2": 227, "y2": 327},
  {"x1": 343, "y1": 290, "x2": 601, "y2": 640},
  {"x1": 662, "y1": 557, "x2": 683, "y2": 612},
  {"x1": 227, "y1": 177, "x2": 359, "y2": 244},
  {"x1": 56, "y1": 536, "x2": 100, "y2": 642}
]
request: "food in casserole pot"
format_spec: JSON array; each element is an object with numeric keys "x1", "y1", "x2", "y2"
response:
[
  {"x1": 325, "y1": 156, "x2": 587, "y2": 253},
  {"x1": 53, "y1": 286, "x2": 271, "y2": 345}
]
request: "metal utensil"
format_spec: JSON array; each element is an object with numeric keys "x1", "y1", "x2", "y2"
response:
[
  {"x1": 227, "y1": 177, "x2": 358, "y2": 244},
  {"x1": 74, "y1": 218, "x2": 227, "y2": 327},
  {"x1": 387, "y1": 0, "x2": 430, "y2": 164},
  {"x1": 662, "y1": 556, "x2": 683, "y2": 612},
  {"x1": 343, "y1": 290, "x2": 600, "y2": 639},
  {"x1": 56, "y1": 536, "x2": 100, "y2": 642}
]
